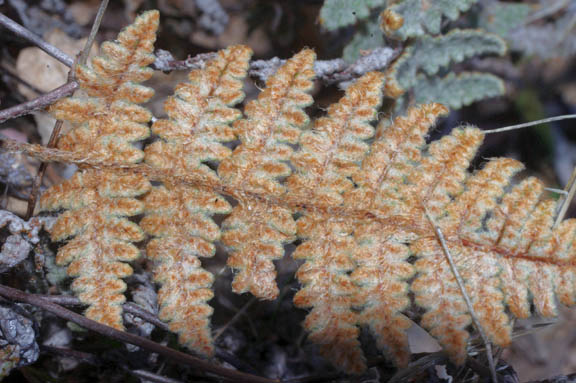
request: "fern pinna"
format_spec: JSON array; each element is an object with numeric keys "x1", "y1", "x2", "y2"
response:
[
  {"x1": 40, "y1": 10, "x2": 158, "y2": 330},
  {"x1": 37, "y1": 10, "x2": 576, "y2": 374}
]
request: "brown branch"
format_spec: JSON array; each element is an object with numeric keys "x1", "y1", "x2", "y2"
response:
[
  {"x1": 43, "y1": 346, "x2": 185, "y2": 383},
  {"x1": 41, "y1": 345, "x2": 99, "y2": 365},
  {"x1": 152, "y1": 47, "x2": 401, "y2": 85},
  {"x1": 0, "y1": 12, "x2": 74, "y2": 67},
  {"x1": 78, "y1": 0, "x2": 109, "y2": 66},
  {"x1": 0, "y1": 81, "x2": 78, "y2": 124},
  {"x1": 25, "y1": 120, "x2": 63, "y2": 219},
  {"x1": 130, "y1": 370, "x2": 185, "y2": 383},
  {"x1": 0, "y1": 284, "x2": 277, "y2": 383},
  {"x1": 38, "y1": 294, "x2": 170, "y2": 331},
  {"x1": 152, "y1": 50, "x2": 217, "y2": 72}
]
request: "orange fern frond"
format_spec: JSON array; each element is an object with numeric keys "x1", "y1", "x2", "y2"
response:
[
  {"x1": 345, "y1": 103, "x2": 449, "y2": 367},
  {"x1": 289, "y1": 72, "x2": 385, "y2": 374},
  {"x1": 40, "y1": 10, "x2": 159, "y2": 329},
  {"x1": 218, "y1": 49, "x2": 316, "y2": 300},
  {"x1": 410, "y1": 134, "x2": 575, "y2": 364},
  {"x1": 28, "y1": 15, "x2": 576, "y2": 375},
  {"x1": 141, "y1": 45, "x2": 252, "y2": 355}
]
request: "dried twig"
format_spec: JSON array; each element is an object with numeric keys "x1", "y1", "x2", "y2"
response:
[
  {"x1": 0, "y1": 81, "x2": 78, "y2": 124},
  {"x1": 213, "y1": 296, "x2": 257, "y2": 340},
  {"x1": 37, "y1": 294, "x2": 170, "y2": 331},
  {"x1": 153, "y1": 47, "x2": 400, "y2": 85},
  {"x1": 152, "y1": 50, "x2": 217, "y2": 72},
  {"x1": 130, "y1": 369, "x2": 184, "y2": 383},
  {"x1": 484, "y1": 114, "x2": 576, "y2": 134},
  {"x1": 44, "y1": 345, "x2": 185, "y2": 383},
  {"x1": 423, "y1": 207, "x2": 499, "y2": 383},
  {"x1": 0, "y1": 284, "x2": 277, "y2": 383},
  {"x1": 41, "y1": 345, "x2": 99, "y2": 365},
  {"x1": 0, "y1": 12, "x2": 74, "y2": 67},
  {"x1": 77, "y1": 0, "x2": 108, "y2": 66},
  {"x1": 554, "y1": 166, "x2": 576, "y2": 228}
]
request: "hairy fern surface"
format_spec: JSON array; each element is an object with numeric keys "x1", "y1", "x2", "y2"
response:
[
  {"x1": 40, "y1": 10, "x2": 159, "y2": 329},
  {"x1": 35, "y1": 10, "x2": 576, "y2": 375},
  {"x1": 218, "y1": 49, "x2": 316, "y2": 300},
  {"x1": 288, "y1": 72, "x2": 385, "y2": 373},
  {"x1": 141, "y1": 45, "x2": 252, "y2": 355}
]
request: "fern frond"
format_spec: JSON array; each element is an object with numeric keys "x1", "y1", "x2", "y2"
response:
[
  {"x1": 319, "y1": 0, "x2": 386, "y2": 31},
  {"x1": 41, "y1": 170, "x2": 150, "y2": 329},
  {"x1": 384, "y1": 29, "x2": 506, "y2": 98},
  {"x1": 141, "y1": 45, "x2": 252, "y2": 355},
  {"x1": 51, "y1": 11, "x2": 158, "y2": 162},
  {"x1": 381, "y1": 0, "x2": 478, "y2": 39},
  {"x1": 28, "y1": 14, "x2": 576, "y2": 375},
  {"x1": 290, "y1": 72, "x2": 385, "y2": 374},
  {"x1": 410, "y1": 141, "x2": 576, "y2": 364},
  {"x1": 346, "y1": 103, "x2": 449, "y2": 367},
  {"x1": 218, "y1": 49, "x2": 316, "y2": 300},
  {"x1": 40, "y1": 10, "x2": 159, "y2": 330},
  {"x1": 412, "y1": 72, "x2": 506, "y2": 109}
]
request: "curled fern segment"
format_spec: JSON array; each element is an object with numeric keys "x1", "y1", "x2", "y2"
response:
[
  {"x1": 218, "y1": 49, "x2": 316, "y2": 300},
  {"x1": 41, "y1": 10, "x2": 159, "y2": 330},
  {"x1": 141, "y1": 45, "x2": 252, "y2": 355}
]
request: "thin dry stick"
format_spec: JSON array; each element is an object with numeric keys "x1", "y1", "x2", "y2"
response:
[
  {"x1": 78, "y1": 0, "x2": 109, "y2": 66},
  {"x1": 484, "y1": 114, "x2": 576, "y2": 134},
  {"x1": 423, "y1": 207, "x2": 499, "y2": 383},
  {"x1": 545, "y1": 187, "x2": 569, "y2": 195},
  {"x1": 25, "y1": 119, "x2": 63, "y2": 219},
  {"x1": 152, "y1": 47, "x2": 400, "y2": 85},
  {"x1": 554, "y1": 166, "x2": 576, "y2": 228},
  {"x1": 25, "y1": 0, "x2": 109, "y2": 219},
  {"x1": 213, "y1": 296, "x2": 257, "y2": 340},
  {"x1": 37, "y1": 294, "x2": 169, "y2": 331},
  {"x1": 0, "y1": 284, "x2": 276, "y2": 383},
  {"x1": 47, "y1": 344, "x2": 190, "y2": 383},
  {"x1": 0, "y1": 13, "x2": 74, "y2": 67},
  {"x1": 0, "y1": 81, "x2": 78, "y2": 124},
  {"x1": 130, "y1": 369, "x2": 184, "y2": 383}
]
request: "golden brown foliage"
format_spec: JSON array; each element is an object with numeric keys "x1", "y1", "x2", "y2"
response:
[
  {"x1": 38, "y1": 10, "x2": 576, "y2": 375},
  {"x1": 41, "y1": 10, "x2": 159, "y2": 329},
  {"x1": 218, "y1": 49, "x2": 316, "y2": 300},
  {"x1": 141, "y1": 44, "x2": 252, "y2": 355}
]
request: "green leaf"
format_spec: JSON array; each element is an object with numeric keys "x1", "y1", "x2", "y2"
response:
[
  {"x1": 319, "y1": 0, "x2": 387, "y2": 31},
  {"x1": 480, "y1": 2, "x2": 532, "y2": 37},
  {"x1": 413, "y1": 72, "x2": 505, "y2": 109},
  {"x1": 382, "y1": 0, "x2": 478, "y2": 39},
  {"x1": 343, "y1": 16, "x2": 384, "y2": 62},
  {"x1": 385, "y1": 29, "x2": 506, "y2": 96}
]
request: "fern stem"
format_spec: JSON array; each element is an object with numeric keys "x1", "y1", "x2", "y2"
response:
[
  {"x1": 423, "y1": 207, "x2": 499, "y2": 383},
  {"x1": 484, "y1": 114, "x2": 576, "y2": 134}
]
